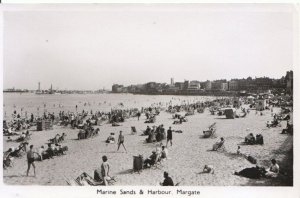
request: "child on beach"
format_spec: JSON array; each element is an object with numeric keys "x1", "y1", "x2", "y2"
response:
[
  {"x1": 203, "y1": 165, "x2": 214, "y2": 174},
  {"x1": 117, "y1": 131, "x2": 127, "y2": 152},
  {"x1": 100, "y1": 155, "x2": 111, "y2": 186},
  {"x1": 237, "y1": 146, "x2": 241, "y2": 155}
]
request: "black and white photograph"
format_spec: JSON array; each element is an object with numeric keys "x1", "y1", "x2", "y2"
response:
[{"x1": 0, "y1": 3, "x2": 299, "y2": 197}]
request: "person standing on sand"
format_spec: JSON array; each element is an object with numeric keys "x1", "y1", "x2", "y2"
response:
[
  {"x1": 26, "y1": 145, "x2": 36, "y2": 177},
  {"x1": 137, "y1": 111, "x2": 141, "y2": 121},
  {"x1": 117, "y1": 131, "x2": 127, "y2": 152},
  {"x1": 101, "y1": 155, "x2": 110, "y2": 186},
  {"x1": 166, "y1": 127, "x2": 173, "y2": 147}
]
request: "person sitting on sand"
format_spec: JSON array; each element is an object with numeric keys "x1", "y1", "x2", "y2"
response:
[
  {"x1": 146, "y1": 127, "x2": 156, "y2": 143},
  {"x1": 55, "y1": 144, "x2": 66, "y2": 155},
  {"x1": 25, "y1": 130, "x2": 30, "y2": 137},
  {"x1": 160, "y1": 125, "x2": 166, "y2": 139},
  {"x1": 203, "y1": 165, "x2": 214, "y2": 174},
  {"x1": 144, "y1": 126, "x2": 151, "y2": 135},
  {"x1": 3, "y1": 148, "x2": 13, "y2": 160},
  {"x1": 265, "y1": 159, "x2": 279, "y2": 178},
  {"x1": 38, "y1": 146, "x2": 45, "y2": 161},
  {"x1": 212, "y1": 137, "x2": 225, "y2": 151},
  {"x1": 245, "y1": 133, "x2": 256, "y2": 144},
  {"x1": 161, "y1": 146, "x2": 168, "y2": 160},
  {"x1": 106, "y1": 133, "x2": 115, "y2": 143},
  {"x1": 272, "y1": 118, "x2": 279, "y2": 126},
  {"x1": 160, "y1": 171, "x2": 174, "y2": 186},
  {"x1": 3, "y1": 148, "x2": 14, "y2": 168},
  {"x1": 54, "y1": 134, "x2": 60, "y2": 144},
  {"x1": 281, "y1": 121, "x2": 293, "y2": 134},
  {"x1": 144, "y1": 150, "x2": 159, "y2": 168},
  {"x1": 21, "y1": 132, "x2": 26, "y2": 139},
  {"x1": 19, "y1": 141, "x2": 29, "y2": 152},
  {"x1": 237, "y1": 146, "x2": 242, "y2": 155},
  {"x1": 156, "y1": 147, "x2": 162, "y2": 159},
  {"x1": 46, "y1": 144, "x2": 54, "y2": 159}
]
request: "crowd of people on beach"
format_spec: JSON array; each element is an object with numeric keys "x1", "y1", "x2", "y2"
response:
[{"x1": 3, "y1": 94, "x2": 293, "y2": 185}]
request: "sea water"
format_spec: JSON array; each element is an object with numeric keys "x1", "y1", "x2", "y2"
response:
[{"x1": 3, "y1": 93, "x2": 218, "y2": 120}]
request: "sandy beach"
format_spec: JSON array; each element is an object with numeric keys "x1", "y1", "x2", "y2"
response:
[{"x1": 3, "y1": 105, "x2": 292, "y2": 186}]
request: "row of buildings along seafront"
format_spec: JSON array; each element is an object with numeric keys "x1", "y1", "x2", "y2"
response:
[{"x1": 112, "y1": 70, "x2": 293, "y2": 96}]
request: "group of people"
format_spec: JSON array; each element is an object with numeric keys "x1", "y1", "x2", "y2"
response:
[
  {"x1": 143, "y1": 145, "x2": 169, "y2": 168},
  {"x1": 172, "y1": 114, "x2": 187, "y2": 124},
  {"x1": 3, "y1": 141, "x2": 29, "y2": 169},
  {"x1": 234, "y1": 159, "x2": 280, "y2": 179},
  {"x1": 25, "y1": 142, "x2": 69, "y2": 176},
  {"x1": 244, "y1": 133, "x2": 264, "y2": 145},
  {"x1": 4, "y1": 96, "x2": 290, "y2": 186},
  {"x1": 49, "y1": 133, "x2": 66, "y2": 144},
  {"x1": 144, "y1": 125, "x2": 174, "y2": 147},
  {"x1": 77, "y1": 127, "x2": 100, "y2": 140},
  {"x1": 145, "y1": 125, "x2": 166, "y2": 143},
  {"x1": 6, "y1": 130, "x2": 31, "y2": 143}
]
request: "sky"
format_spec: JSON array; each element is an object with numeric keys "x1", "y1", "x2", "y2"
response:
[{"x1": 3, "y1": 4, "x2": 296, "y2": 90}]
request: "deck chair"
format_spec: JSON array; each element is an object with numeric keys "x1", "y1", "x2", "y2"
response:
[
  {"x1": 65, "y1": 172, "x2": 116, "y2": 186},
  {"x1": 65, "y1": 173, "x2": 101, "y2": 186},
  {"x1": 151, "y1": 155, "x2": 163, "y2": 170},
  {"x1": 217, "y1": 143, "x2": 226, "y2": 151},
  {"x1": 212, "y1": 141, "x2": 225, "y2": 151},
  {"x1": 175, "y1": 178, "x2": 184, "y2": 186},
  {"x1": 131, "y1": 126, "x2": 137, "y2": 135}
]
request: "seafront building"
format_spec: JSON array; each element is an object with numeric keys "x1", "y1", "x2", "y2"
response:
[{"x1": 111, "y1": 70, "x2": 293, "y2": 96}]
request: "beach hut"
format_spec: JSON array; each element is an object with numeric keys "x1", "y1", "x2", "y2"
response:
[
  {"x1": 224, "y1": 108, "x2": 236, "y2": 119},
  {"x1": 256, "y1": 99, "x2": 267, "y2": 111}
]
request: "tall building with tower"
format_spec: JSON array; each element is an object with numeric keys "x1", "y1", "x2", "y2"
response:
[{"x1": 171, "y1": 78, "x2": 174, "y2": 86}]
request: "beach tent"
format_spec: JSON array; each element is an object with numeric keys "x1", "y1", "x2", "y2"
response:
[
  {"x1": 256, "y1": 99, "x2": 267, "y2": 111},
  {"x1": 224, "y1": 108, "x2": 236, "y2": 119}
]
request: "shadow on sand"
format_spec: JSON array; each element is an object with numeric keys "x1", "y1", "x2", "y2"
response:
[
  {"x1": 117, "y1": 169, "x2": 134, "y2": 175},
  {"x1": 3, "y1": 175, "x2": 28, "y2": 178}
]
